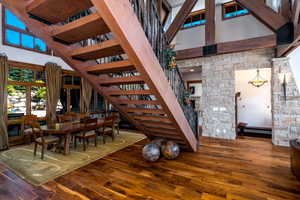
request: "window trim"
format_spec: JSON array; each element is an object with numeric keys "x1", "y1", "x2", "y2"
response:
[
  {"x1": 222, "y1": 1, "x2": 249, "y2": 21},
  {"x1": 2, "y1": 6, "x2": 51, "y2": 55},
  {"x1": 181, "y1": 9, "x2": 206, "y2": 30}
]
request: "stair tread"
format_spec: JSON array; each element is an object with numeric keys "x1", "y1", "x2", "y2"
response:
[
  {"x1": 123, "y1": 108, "x2": 165, "y2": 114},
  {"x1": 133, "y1": 115, "x2": 172, "y2": 123},
  {"x1": 147, "y1": 132, "x2": 183, "y2": 140},
  {"x1": 52, "y1": 13, "x2": 110, "y2": 44},
  {"x1": 85, "y1": 60, "x2": 135, "y2": 74},
  {"x1": 141, "y1": 121, "x2": 176, "y2": 129},
  {"x1": 117, "y1": 100, "x2": 160, "y2": 105},
  {"x1": 146, "y1": 127, "x2": 179, "y2": 135},
  {"x1": 27, "y1": 0, "x2": 93, "y2": 24},
  {"x1": 106, "y1": 89, "x2": 152, "y2": 96},
  {"x1": 99, "y1": 76, "x2": 144, "y2": 85},
  {"x1": 71, "y1": 39, "x2": 123, "y2": 60}
]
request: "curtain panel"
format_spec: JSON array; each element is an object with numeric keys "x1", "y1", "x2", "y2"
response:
[
  {"x1": 45, "y1": 62, "x2": 62, "y2": 124},
  {"x1": 0, "y1": 55, "x2": 9, "y2": 150},
  {"x1": 81, "y1": 78, "x2": 93, "y2": 113}
]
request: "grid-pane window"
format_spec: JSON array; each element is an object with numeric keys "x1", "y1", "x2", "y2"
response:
[
  {"x1": 182, "y1": 10, "x2": 206, "y2": 29},
  {"x1": 223, "y1": 1, "x2": 249, "y2": 19},
  {"x1": 3, "y1": 8, "x2": 48, "y2": 53},
  {"x1": 31, "y1": 86, "x2": 47, "y2": 117}
]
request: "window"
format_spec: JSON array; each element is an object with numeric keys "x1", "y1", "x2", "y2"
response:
[
  {"x1": 182, "y1": 10, "x2": 206, "y2": 29},
  {"x1": 3, "y1": 8, "x2": 48, "y2": 53},
  {"x1": 7, "y1": 85, "x2": 26, "y2": 115},
  {"x1": 222, "y1": 1, "x2": 249, "y2": 20},
  {"x1": 31, "y1": 86, "x2": 46, "y2": 117}
]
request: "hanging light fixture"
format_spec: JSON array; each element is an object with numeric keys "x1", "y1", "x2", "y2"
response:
[{"x1": 248, "y1": 69, "x2": 268, "y2": 87}]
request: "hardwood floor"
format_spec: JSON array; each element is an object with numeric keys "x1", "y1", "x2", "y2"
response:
[{"x1": 0, "y1": 136, "x2": 300, "y2": 200}]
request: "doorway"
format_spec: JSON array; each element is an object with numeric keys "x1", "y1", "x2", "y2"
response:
[{"x1": 235, "y1": 68, "x2": 272, "y2": 138}]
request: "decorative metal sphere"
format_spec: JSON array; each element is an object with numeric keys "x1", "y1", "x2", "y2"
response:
[
  {"x1": 142, "y1": 143, "x2": 161, "y2": 162},
  {"x1": 161, "y1": 141, "x2": 180, "y2": 160}
]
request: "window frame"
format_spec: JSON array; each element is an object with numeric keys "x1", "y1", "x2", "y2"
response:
[
  {"x1": 2, "y1": 6, "x2": 51, "y2": 55},
  {"x1": 222, "y1": 1, "x2": 249, "y2": 20},
  {"x1": 181, "y1": 9, "x2": 206, "y2": 30}
]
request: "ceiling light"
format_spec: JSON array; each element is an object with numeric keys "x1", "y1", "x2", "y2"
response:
[{"x1": 248, "y1": 69, "x2": 268, "y2": 87}]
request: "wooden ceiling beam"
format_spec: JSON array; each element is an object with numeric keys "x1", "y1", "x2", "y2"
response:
[
  {"x1": 276, "y1": 0, "x2": 300, "y2": 57},
  {"x1": 280, "y1": 0, "x2": 292, "y2": 19},
  {"x1": 292, "y1": 0, "x2": 300, "y2": 33},
  {"x1": 205, "y1": 0, "x2": 215, "y2": 46},
  {"x1": 235, "y1": 0, "x2": 289, "y2": 32},
  {"x1": 176, "y1": 35, "x2": 276, "y2": 60},
  {"x1": 165, "y1": 0, "x2": 198, "y2": 44}
]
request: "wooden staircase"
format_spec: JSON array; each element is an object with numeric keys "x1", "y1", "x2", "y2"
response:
[{"x1": 1, "y1": 0, "x2": 198, "y2": 151}]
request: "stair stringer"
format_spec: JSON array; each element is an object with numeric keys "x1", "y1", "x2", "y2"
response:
[
  {"x1": 1, "y1": 0, "x2": 198, "y2": 151},
  {"x1": 0, "y1": 0, "x2": 148, "y2": 136},
  {"x1": 91, "y1": 0, "x2": 198, "y2": 151}
]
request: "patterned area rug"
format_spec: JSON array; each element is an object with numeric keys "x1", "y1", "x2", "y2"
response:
[{"x1": 0, "y1": 131, "x2": 146, "y2": 186}]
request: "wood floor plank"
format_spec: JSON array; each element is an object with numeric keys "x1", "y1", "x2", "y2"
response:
[{"x1": 0, "y1": 136, "x2": 299, "y2": 200}]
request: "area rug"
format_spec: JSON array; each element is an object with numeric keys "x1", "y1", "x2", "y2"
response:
[{"x1": 0, "y1": 131, "x2": 146, "y2": 186}]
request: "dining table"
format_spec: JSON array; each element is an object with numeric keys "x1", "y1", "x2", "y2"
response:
[{"x1": 40, "y1": 118, "x2": 104, "y2": 155}]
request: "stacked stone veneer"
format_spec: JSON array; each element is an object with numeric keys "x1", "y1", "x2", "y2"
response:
[
  {"x1": 177, "y1": 49, "x2": 274, "y2": 140},
  {"x1": 272, "y1": 57, "x2": 300, "y2": 146}
]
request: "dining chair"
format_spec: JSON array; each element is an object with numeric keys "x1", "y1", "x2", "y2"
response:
[
  {"x1": 29, "y1": 117, "x2": 60, "y2": 159},
  {"x1": 74, "y1": 118, "x2": 98, "y2": 151},
  {"x1": 57, "y1": 115, "x2": 73, "y2": 123},
  {"x1": 21, "y1": 115, "x2": 42, "y2": 144},
  {"x1": 112, "y1": 112, "x2": 120, "y2": 135},
  {"x1": 97, "y1": 116, "x2": 115, "y2": 144},
  {"x1": 65, "y1": 112, "x2": 79, "y2": 121}
]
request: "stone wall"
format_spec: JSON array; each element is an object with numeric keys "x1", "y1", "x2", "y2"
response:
[
  {"x1": 177, "y1": 49, "x2": 274, "y2": 140},
  {"x1": 272, "y1": 57, "x2": 300, "y2": 146}
]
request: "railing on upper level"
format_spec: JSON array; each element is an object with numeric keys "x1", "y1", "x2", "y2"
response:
[{"x1": 130, "y1": 0, "x2": 198, "y2": 135}]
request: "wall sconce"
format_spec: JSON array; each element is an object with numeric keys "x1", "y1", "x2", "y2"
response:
[{"x1": 283, "y1": 74, "x2": 287, "y2": 101}]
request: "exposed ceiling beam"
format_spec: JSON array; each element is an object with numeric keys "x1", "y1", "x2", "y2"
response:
[
  {"x1": 176, "y1": 35, "x2": 276, "y2": 60},
  {"x1": 205, "y1": 0, "x2": 215, "y2": 45},
  {"x1": 277, "y1": 0, "x2": 300, "y2": 57},
  {"x1": 218, "y1": 35, "x2": 277, "y2": 54},
  {"x1": 176, "y1": 47, "x2": 203, "y2": 60},
  {"x1": 235, "y1": 0, "x2": 289, "y2": 32},
  {"x1": 292, "y1": 0, "x2": 300, "y2": 32},
  {"x1": 165, "y1": 0, "x2": 198, "y2": 44},
  {"x1": 280, "y1": 0, "x2": 292, "y2": 19}
]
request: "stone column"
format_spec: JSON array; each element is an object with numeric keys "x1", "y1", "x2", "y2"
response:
[
  {"x1": 202, "y1": 59, "x2": 236, "y2": 139},
  {"x1": 272, "y1": 57, "x2": 300, "y2": 146}
]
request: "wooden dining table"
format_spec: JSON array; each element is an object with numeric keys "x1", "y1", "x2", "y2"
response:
[{"x1": 40, "y1": 118, "x2": 104, "y2": 155}]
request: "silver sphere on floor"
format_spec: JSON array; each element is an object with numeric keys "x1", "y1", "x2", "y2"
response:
[
  {"x1": 161, "y1": 141, "x2": 180, "y2": 160},
  {"x1": 142, "y1": 143, "x2": 161, "y2": 162}
]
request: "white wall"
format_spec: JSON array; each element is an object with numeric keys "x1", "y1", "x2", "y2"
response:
[
  {"x1": 171, "y1": 2, "x2": 273, "y2": 50},
  {"x1": 182, "y1": 71, "x2": 201, "y2": 81},
  {"x1": 189, "y1": 82, "x2": 202, "y2": 97},
  {"x1": 288, "y1": 47, "x2": 300, "y2": 91},
  {"x1": 235, "y1": 68, "x2": 272, "y2": 127},
  {"x1": 0, "y1": 5, "x2": 72, "y2": 70}
]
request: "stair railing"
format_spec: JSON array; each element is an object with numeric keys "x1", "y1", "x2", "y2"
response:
[
  {"x1": 130, "y1": 0, "x2": 198, "y2": 135},
  {"x1": 61, "y1": 4, "x2": 197, "y2": 134}
]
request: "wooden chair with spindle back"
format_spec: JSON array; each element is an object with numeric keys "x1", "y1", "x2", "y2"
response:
[
  {"x1": 21, "y1": 115, "x2": 41, "y2": 144},
  {"x1": 22, "y1": 115, "x2": 60, "y2": 159},
  {"x1": 57, "y1": 115, "x2": 73, "y2": 123},
  {"x1": 111, "y1": 112, "x2": 120, "y2": 135},
  {"x1": 74, "y1": 118, "x2": 98, "y2": 151},
  {"x1": 97, "y1": 115, "x2": 115, "y2": 144}
]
